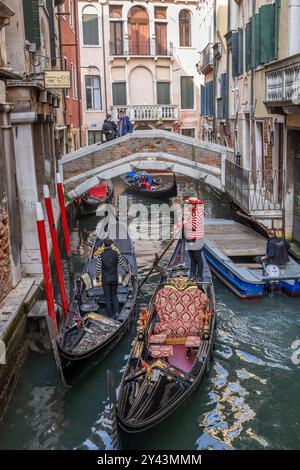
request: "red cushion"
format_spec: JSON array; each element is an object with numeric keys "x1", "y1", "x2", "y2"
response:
[
  {"x1": 149, "y1": 345, "x2": 173, "y2": 358},
  {"x1": 149, "y1": 333, "x2": 167, "y2": 344},
  {"x1": 185, "y1": 336, "x2": 201, "y2": 348},
  {"x1": 154, "y1": 286, "x2": 208, "y2": 338}
]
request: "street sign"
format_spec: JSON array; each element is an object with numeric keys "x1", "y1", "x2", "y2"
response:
[{"x1": 44, "y1": 70, "x2": 71, "y2": 89}]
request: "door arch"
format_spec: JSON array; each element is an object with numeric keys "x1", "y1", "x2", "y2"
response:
[{"x1": 128, "y1": 6, "x2": 150, "y2": 55}]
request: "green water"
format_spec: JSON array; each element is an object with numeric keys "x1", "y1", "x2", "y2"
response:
[{"x1": 0, "y1": 177, "x2": 299, "y2": 450}]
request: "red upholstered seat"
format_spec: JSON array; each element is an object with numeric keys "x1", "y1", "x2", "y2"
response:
[
  {"x1": 149, "y1": 345, "x2": 174, "y2": 358},
  {"x1": 185, "y1": 336, "x2": 201, "y2": 348},
  {"x1": 154, "y1": 285, "x2": 209, "y2": 338},
  {"x1": 149, "y1": 333, "x2": 168, "y2": 344}
]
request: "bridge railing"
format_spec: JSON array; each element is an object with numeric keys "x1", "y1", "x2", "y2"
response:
[{"x1": 225, "y1": 160, "x2": 285, "y2": 213}]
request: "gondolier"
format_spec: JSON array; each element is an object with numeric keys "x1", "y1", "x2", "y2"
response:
[
  {"x1": 175, "y1": 197, "x2": 205, "y2": 280},
  {"x1": 96, "y1": 239, "x2": 130, "y2": 319}
]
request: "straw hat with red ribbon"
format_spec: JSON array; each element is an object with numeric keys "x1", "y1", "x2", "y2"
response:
[{"x1": 185, "y1": 196, "x2": 204, "y2": 205}]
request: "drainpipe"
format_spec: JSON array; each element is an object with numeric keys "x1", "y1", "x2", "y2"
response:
[
  {"x1": 57, "y1": 3, "x2": 68, "y2": 154},
  {"x1": 212, "y1": 0, "x2": 217, "y2": 142},
  {"x1": 101, "y1": 2, "x2": 108, "y2": 117},
  {"x1": 250, "y1": 0, "x2": 256, "y2": 173},
  {"x1": 74, "y1": 0, "x2": 83, "y2": 147},
  {"x1": 226, "y1": 0, "x2": 231, "y2": 133}
]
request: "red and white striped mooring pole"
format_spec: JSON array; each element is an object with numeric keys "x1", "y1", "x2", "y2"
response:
[
  {"x1": 56, "y1": 173, "x2": 74, "y2": 278},
  {"x1": 43, "y1": 185, "x2": 69, "y2": 317},
  {"x1": 36, "y1": 202, "x2": 58, "y2": 335}
]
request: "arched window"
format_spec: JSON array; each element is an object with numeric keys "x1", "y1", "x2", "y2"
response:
[
  {"x1": 128, "y1": 6, "x2": 149, "y2": 55},
  {"x1": 82, "y1": 5, "x2": 99, "y2": 45},
  {"x1": 179, "y1": 10, "x2": 191, "y2": 47}
]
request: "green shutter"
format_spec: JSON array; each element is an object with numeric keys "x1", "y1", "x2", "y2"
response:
[
  {"x1": 275, "y1": 0, "x2": 281, "y2": 60},
  {"x1": 260, "y1": 3, "x2": 275, "y2": 64},
  {"x1": 23, "y1": 0, "x2": 41, "y2": 47},
  {"x1": 253, "y1": 13, "x2": 261, "y2": 67},
  {"x1": 157, "y1": 82, "x2": 170, "y2": 105},
  {"x1": 181, "y1": 77, "x2": 194, "y2": 109},
  {"x1": 245, "y1": 20, "x2": 252, "y2": 72},
  {"x1": 47, "y1": 0, "x2": 56, "y2": 66},
  {"x1": 231, "y1": 31, "x2": 239, "y2": 77},
  {"x1": 238, "y1": 28, "x2": 244, "y2": 75},
  {"x1": 112, "y1": 82, "x2": 127, "y2": 106}
]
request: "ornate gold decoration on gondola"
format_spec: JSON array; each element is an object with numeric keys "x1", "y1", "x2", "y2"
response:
[{"x1": 168, "y1": 276, "x2": 197, "y2": 291}]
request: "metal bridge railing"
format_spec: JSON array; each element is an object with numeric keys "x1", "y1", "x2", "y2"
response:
[{"x1": 225, "y1": 160, "x2": 285, "y2": 213}]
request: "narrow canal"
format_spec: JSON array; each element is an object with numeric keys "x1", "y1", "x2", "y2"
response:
[{"x1": 0, "y1": 176, "x2": 299, "y2": 450}]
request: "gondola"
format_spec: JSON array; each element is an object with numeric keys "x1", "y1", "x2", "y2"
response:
[
  {"x1": 121, "y1": 173, "x2": 177, "y2": 199},
  {"x1": 116, "y1": 237, "x2": 216, "y2": 433},
  {"x1": 58, "y1": 213, "x2": 138, "y2": 384},
  {"x1": 77, "y1": 180, "x2": 113, "y2": 216}
]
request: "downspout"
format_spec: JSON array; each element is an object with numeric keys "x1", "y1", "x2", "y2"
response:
[
  {"x1": 226, "y1": 0, "x2": 231, "y2": 134},
  {"x1": 57, "y1": 2, "x2": 68, "y2": 154},
  {"x1": 101, "y1": 2, "x2": 108, "y2": 117},
  {"x1": 250, "y1": 0, "x2": 256, "y2": 172},
  {"x1": 74, "y1": 0, "x2": 83, "y2": 147},
  {"x1": 212, "y1": 0, "x2": 217, "y2": 142}
]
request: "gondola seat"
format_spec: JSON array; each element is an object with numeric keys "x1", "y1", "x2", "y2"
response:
[
  {"x1": 154, "y1": 285, "x2": 209, "y2": 338},
  {"x1": 185, "y1": 336, "x2": 201, "y2": 348},
  {"x1": 149, "y1": 333, "x2": 167, "y2": 344},
  {"x1": 149, "y1": 344, "x2": 173, "y2": 359},
  {"x1": 79, "y1": 302, "x2": 99, "y2": 314}
]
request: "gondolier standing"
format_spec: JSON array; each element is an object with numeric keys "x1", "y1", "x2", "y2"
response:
[
  {"x1": 96, "y1": 239, "x2": 130, "y2": 319},
  {"x1": 175, "y1": 197, "x2": 205, "y2": 280}
]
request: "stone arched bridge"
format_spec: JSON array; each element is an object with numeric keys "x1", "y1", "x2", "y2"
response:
[{"x1": 58, "y1": 130, "x2": 234, "y2": 198}]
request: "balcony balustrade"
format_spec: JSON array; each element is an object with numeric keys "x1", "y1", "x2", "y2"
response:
[{"x1": 111, "y1": 105, "x2": 178, "y2": 122}]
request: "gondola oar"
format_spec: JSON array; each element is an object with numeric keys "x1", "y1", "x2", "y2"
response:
[{"x1": 138, "y1": 236, "x2": 177, "y2": 291}]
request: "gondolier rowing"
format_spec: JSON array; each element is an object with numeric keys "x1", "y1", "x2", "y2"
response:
[{"x1": 175, "y1": 196, "x2": 205, "y2": 280}]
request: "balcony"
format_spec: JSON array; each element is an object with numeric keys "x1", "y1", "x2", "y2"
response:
[
  {"x1": 111, "y1": 105, "x2": 179, "y2": 122},
  {"x1": 109, "y1": 38, "x2": 174, "y2": 58},
  {"x1": 197, "y1": 43, "x2": 214, "y2": 75},
  {"x1": 265, "y1": 53, "x2": 300, "y2": 114}
]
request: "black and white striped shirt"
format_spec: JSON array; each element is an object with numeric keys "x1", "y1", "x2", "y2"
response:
[{"x1": 96, "y1": 246, "x2": 129, "y2": 280}]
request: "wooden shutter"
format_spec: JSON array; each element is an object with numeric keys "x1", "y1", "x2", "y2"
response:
[
  {"x1": 155, "y1": 23, "x2": 167, "y2": 55},
  {"x1": 112, "y1": 82, "x2": 127, "y2": 105},
  {"x1": 245, "y1": 20, "x2": 252, "y2": 72},
  {"x1": 231, "y1": 31, "x2": 239, "y2": 77},
  {"x1": 220, "y1": 73, "x2": 227, "y2": 118},
  {"x1": 206, "y1": 81, "x2": 213, "y2": 117},
  {"x1": 181, "y1": 77, "x2": 194, "y2": 109},
  {"x1": 260, "y1": 4, "x2": 275, "y2": 64},
  {"x1": 275, "y1": 0, "x2": 281, "y2": 60},
  {"x1": 23, "y1": 0, "x2": 41, "y2": 47},
  {"x1": 157, "y1": 82, "x2": 170, "y2": 104},
  {"x1": 110, "y1": 21, "x2": 123, "y2": 55},
  {"x1": 238, "y1": 28, "x2": 243, "y2": 75},
  {"x1": 200, "y1": 85, "x2": 206, "y2": 116},
  {"x1": 254, "y1": 13, "x2": 261, "y2": 66},
  {"x1": 47, "y1": 0, "x2": 56, "y2": 66}
]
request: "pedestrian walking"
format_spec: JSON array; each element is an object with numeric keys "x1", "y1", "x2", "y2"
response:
[
  {"x1": 102, "y1": 114, "x2": 118, "y2": 141},
  {"x1": 118, "y1": 109, "x2": 133, "y2": 137}
]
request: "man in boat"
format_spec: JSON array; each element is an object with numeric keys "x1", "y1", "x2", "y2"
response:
[
  {"x1": 95, "y1": 239, "x2": 130, "y2": 319},
  {"x1": 175, "y1": 197, "x2": 205, "y2": 280},
  {"x1": 260, "y1": 229, "x2": 290, "y2": 267}
]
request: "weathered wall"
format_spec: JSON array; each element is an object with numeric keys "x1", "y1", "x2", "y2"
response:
[{"x1": 0, "y1": 136, "x2": 12, "y2": 304}]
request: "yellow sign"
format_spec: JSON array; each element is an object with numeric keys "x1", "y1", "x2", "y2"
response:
[{"x1": 44, "y1": 70, "x2": 71, "y2": 89}]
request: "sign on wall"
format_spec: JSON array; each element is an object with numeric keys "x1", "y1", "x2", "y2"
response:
[{"x1": 44, "y1": 70, "x2": 71, "y2": 89}]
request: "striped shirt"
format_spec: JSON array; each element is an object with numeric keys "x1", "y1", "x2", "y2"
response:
[
  {"x1": 96, "y1": 246, "x2": 129, "y2": 279},
  {"x1": 175, "y1": 207, "x2": 204, "y2": 240}
]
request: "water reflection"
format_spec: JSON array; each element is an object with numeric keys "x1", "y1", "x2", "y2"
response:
[{"x1": 0, "y1": 176, "x2": 300, "y2": 450}]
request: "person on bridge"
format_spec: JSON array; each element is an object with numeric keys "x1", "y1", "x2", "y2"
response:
[
  {"x1": 175, "y1": 197, "x2": 205, "y2": 280},
  {"x1": 96, "y1": 239, "x2": 130, "y2": 319},
  {"x1": 118, "y1": 109, "x2": 133, "y2": 137},
  {"x1": 260, "y1": 229, "x2": 290, "y2": 267},
  {"x1": 102, "y1": 115, "x2": 118, "y2": 141}
]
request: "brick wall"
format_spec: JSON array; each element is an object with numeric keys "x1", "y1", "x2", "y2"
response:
[
  {"x1": 62, "y1": 132, "x2": 229, "y2": 189},
  {"x1": 263, "y1": 117, "x2": 273, "y2": 172},
  {"x1": 0, "y1": 208, "x2": 12, "y2": 304}
]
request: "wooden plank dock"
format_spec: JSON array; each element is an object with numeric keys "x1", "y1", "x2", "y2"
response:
[{"x1": 205, "y1": 219, "x2": 266, "y2": 257}]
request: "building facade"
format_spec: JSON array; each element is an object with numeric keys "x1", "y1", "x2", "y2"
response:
[
  {"x1": 59, "y1": 0, "x2": 82, "y2": 153},
  {"x1": 78, "y1": 0, "x2": 204, "y2": 146}
]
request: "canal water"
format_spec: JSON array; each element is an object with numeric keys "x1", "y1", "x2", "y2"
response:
[{"x1": 0, "y1": 176, "x2": 299, "y2": 450}]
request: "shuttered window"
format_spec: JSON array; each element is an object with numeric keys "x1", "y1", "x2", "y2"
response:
[
  {"x1": 83, "y1": 11, "x2": 99, "y2": 45},
  {"x1": 179, "y1": 10, "x2": 191, "y2": 47},
  {"x1": 23, "y1": 0, "x2": 41, "y2": 47},
  {"x1": 245, "y1": 20, "x2": 252, "y2": 72},
  {"x1": 181, "y1": 76, "x2": 194, "y2": 109},
  {"x1": 238, "y1": 28, "x2": 243, "y2": 75},
  {"x1": 260, "y1": 3, "x2": 275, "y2": 64},
  {"x1": 254, "y1": 13, "x2": 261, "y2": 67},
  {"x1": 200, "y1": 85, "x2": 206, "y2": 116},
  {"x1": 231, "y1": 31, "x2": 239, "y2": 77},
  {"x1": 112, "y1": 82, "x2": 127, "y2": 106},
  {"x1": 110, "y1": 21, "x2": 123, "y2": 55},
  {"x1": 47, "y1": 0, "x2": 56, "y2": 65},
  {"x1": 206, "y1": 81, "x2": 214, "y2": 117},
  {"x1": 220, "y1": 73, "x2": 227, "y2": 118},
  {"x1": 157, "y1": 82, "x2": 170, "y2": 105}
]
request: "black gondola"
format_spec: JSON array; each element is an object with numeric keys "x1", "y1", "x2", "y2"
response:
[
  {"x1": 58, "y1": 214, "x2": 138, "y2": 384},
  {"x1": 121, "y1": 173, "x2": 177, "y2": 199},
  {"x1": 117, "y1": 237, "x2": 216, "y2": 433},
  {"x1": 77, "y1": 180, "x2": 113, "y2": 216}
]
